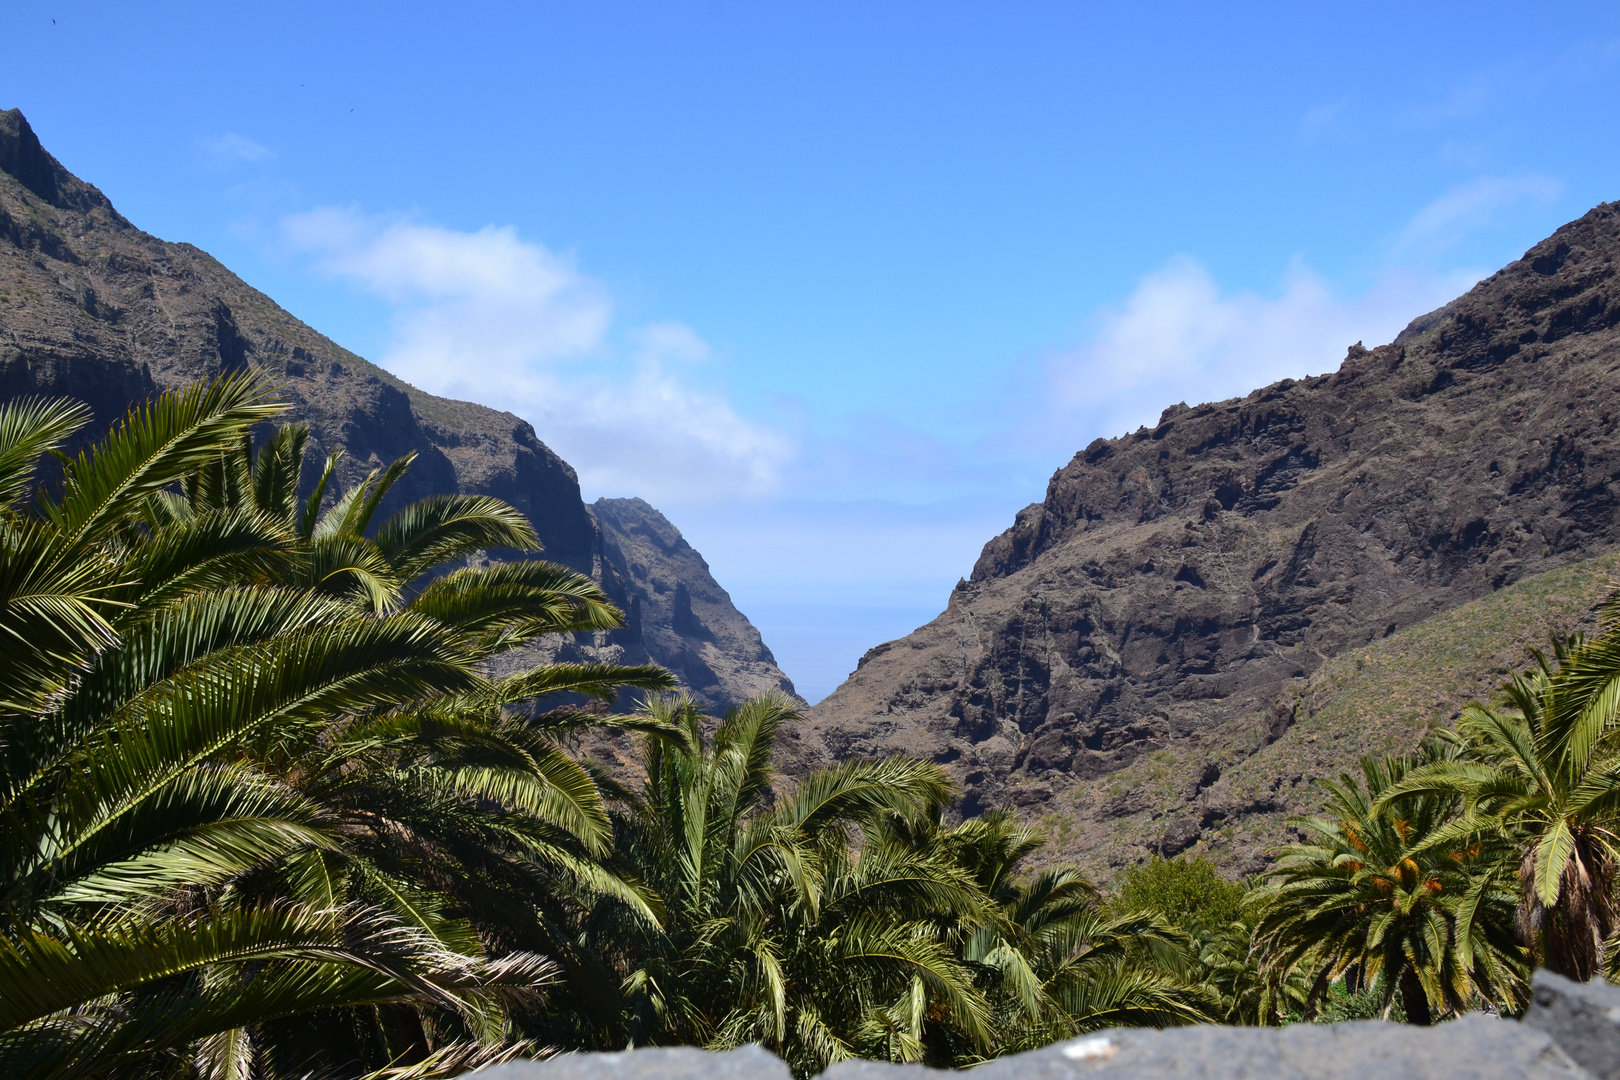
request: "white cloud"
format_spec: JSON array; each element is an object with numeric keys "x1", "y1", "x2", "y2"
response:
[
  {"x1": 283, "y1": 208, "x2": 791, "y2": 501},
  {"x1": 632, "y1": 320, "x2": 712, "y2": 364},
  {"x1": 1024, "y1": 256, "x2": 1479, "y2": 455},
  {"x1": 1393, "y1": 175, "x2": 1563, "y2": 257},
  {"x1": 282, "y1": 209, "x2": 611, "y2": 377},
  {"x1": 201, "y1": 133, "x2": 274, "y2": 163},
  {"x1": 539, "y1": 327, "x2": 794, "y2": 500}
]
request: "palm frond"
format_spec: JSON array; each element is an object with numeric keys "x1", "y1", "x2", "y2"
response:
[
  {"x1": 44, "y1": 371, "x2": 283, "y2": 551},
  {"x1": 375, "y1": 494, "x2": 539, "y2": 583},
  {"x1": 0, "y1": 396, "x2": 92, "y2": 511}
]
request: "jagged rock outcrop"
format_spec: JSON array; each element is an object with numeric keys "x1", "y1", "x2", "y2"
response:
[
  {"x1": 0, "y1": 107, "x2": 794, "y2": 710},
  {"x1": 592, "y1": 498, "x2": 799, "y2": 712},
  {"x1": 797, "y1": 201, "x2": 1620, "y2": 875}
]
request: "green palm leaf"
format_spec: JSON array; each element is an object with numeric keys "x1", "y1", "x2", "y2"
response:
[
  {"x1": 43, "y1": 371, "x2": 283, "y2": 551},
  {"x1": 375, "y1": 494, "x2": 539, "y2": 583},
  {"x1": 0, "y1": 396, "x2": 91, "y2": 510}
]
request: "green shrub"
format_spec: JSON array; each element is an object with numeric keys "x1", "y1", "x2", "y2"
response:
[
  {"x1": 1315, "y1": 981, "x2": 1405, "y2": 1024},
  {"x1": 1108, "y1": 855, "x2": 1246, "y2": 931}
]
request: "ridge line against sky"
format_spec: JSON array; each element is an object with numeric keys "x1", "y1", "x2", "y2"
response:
[
  {"x1": 6, "y1": 1, "x2": 1620, "y2": 699},
  {"x1": 277, "y1": 195, "x2": 1493, "y2": 505}
]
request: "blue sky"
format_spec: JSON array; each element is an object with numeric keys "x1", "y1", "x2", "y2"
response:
[{"x1": 8, "y1": 2, "x2": 1620, "y2": 699}]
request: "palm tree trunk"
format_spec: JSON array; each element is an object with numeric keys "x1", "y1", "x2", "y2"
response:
[
  {"x1": 1398, "y1": 967, "x2": 1431, "y2": 1026},
  {"x1": 1525, "y1": 834, "x2": 1616, "y2": 983},
  {"x1": 1541, "y1": 908, "x2": 1605, "y2": 982}
]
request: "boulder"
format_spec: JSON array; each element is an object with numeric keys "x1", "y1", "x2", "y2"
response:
[{"x1": 1523, "y1": 970, "x2": 1620, "y2": 1080}]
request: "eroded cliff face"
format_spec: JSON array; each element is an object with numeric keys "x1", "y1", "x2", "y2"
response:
[
  {"x1": 0, "y1": 107, "x2": 795, "y2": 710},
  {"x1": 592, "y1": 498, "x2": 801, "y2": 713},
  {"x1": 797, "y1": 201, "x2": 1620, "y2": 874},
  {"x1": 0, "y1": 108, "x2": 599, "y2": 565}
]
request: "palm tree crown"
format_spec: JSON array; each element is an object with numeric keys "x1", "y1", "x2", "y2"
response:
[
  {"x1": 0, "y1": 375, "x2": 675, "y2": 1079},
  {"x1": 1377, "y1": 623, "x2": 1620, "y2": 982},
  {"x1": 1250, "y1": 740, "x2": 1526, "y2": 1023}
]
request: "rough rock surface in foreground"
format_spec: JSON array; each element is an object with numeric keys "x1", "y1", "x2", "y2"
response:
[
  {"x1": 836, "y1": 1016, "x2": 1580, "y2": 1079},
  {"x1": 478, "y1": 1046, "x2": 790, "y2": 1080},
  {"x1": 0, "y1": 107, "x2": 795, "y2": 712},
  {"x1": 468, "y1": 974, "x2": 1620, "y2": 1080},
  {"x1": 796, "y1": 201, "x2": 1620, "y2": 876},
  {"x1": 1523, "y1": 970, "x2": 1620, "y2": 1080},
  {"x1": 469, "y1": 972, "x2": 1620, "y2": 1079}
]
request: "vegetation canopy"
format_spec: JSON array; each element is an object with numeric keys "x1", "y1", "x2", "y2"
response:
[{"x1": 2, "y1": 376, "x2": 1619, "y2": 1079}]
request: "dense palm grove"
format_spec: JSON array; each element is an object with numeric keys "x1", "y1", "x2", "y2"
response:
[{"x1": 3, "y1": 377, "x2": 1619, "y2": 1080}]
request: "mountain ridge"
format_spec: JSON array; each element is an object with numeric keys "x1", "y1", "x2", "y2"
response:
[
  {"x1": 0, "y1": 106, "x2": 793, "y2": 714},
  {"x1": 795, "y1": 200, "x2": 1620, "y2": 876},
  {"x1": 592, "y1": 496, "x2": 800, "y2": 706}
]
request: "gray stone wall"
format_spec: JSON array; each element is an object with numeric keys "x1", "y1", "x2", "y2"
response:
[{"x1": 469, "y1": 972, "x2": 1620, "y2": 1080}]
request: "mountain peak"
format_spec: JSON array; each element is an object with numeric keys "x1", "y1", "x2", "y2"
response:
[
  {"x1": 796, "y1": 198, "x2": 1620, "y2": 878},
  {"x1": 0, "y1": 118, "x2": 797, "y2": 716},
  {"x1": 0, "y1": 108, "x2": 123, "y2": 220}
]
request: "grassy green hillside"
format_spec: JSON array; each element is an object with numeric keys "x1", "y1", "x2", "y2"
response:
[{"x1": 1041, "y1": 552, "x2": 1620, "y2": 881}]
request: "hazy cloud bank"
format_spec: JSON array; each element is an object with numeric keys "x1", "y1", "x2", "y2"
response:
[
  {"x1": 1019, "y1": 256, "x2": 1480, "y2": 462},
  {"x1": 283, "y1": 208, "x2": 792, "y2": 502},
  {"x1": 672, "y1": 496, "x2": 1025, "y2": 701}
]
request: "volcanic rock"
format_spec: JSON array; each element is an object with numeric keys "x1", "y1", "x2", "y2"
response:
[
  {"x1": 466, "y1": 1009, "x2": 1592, "y2": 1080},
  {"x1": 797, "y1": 201, "x2": 1620, "y2": 876},
  {"x1": 0, "y1": 107, "x2": 792, "y2": 713},
  {"x1": 592, "y1": 497, "x2": 799, "y2": 710}
]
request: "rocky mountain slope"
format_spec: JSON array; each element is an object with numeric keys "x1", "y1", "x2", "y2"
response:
[
  {"x1": 795, "y1": 201, "x2": 1620, "y2": 877},
  {"x1": 593, "y1": 498, "x2": 799, "y2": 708},
  {"x1": 0, "y1": 107, "x2": 792, "y2": 713}
]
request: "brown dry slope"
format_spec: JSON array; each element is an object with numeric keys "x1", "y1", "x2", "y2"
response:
[
  {"x1": 797, "y1": 201, "x2": 1620, "y2": 877},
  {"x1": 0, "y1": 107, "x2": 793, "y2": 712}
]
